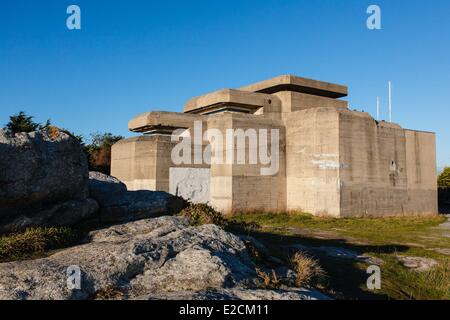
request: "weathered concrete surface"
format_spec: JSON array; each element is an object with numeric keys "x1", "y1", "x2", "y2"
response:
[
  {"x1": 128, "y1": 111, "x2": 201, "y2": 133},
  {"x1": 285, "y1": 108, "x2": 341, "y2": 216},
  {"x1": 207, "y1": 112, "x2": 286, "y2": 214},
  {"x1": 184, "y1": 89, "x2": 281, "y2": 114},
  {"x1": 169, "y1": 168, "x2": 210, "y2": 204},
  {"x1": 111, "y1": 74, "x2": 437, "y2": 217},
  {"x1": 240, "y1": 74, "x2": 348, "y2": 98}
]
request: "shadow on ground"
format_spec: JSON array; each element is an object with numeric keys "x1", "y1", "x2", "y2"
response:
[{"x1": 237, "y1": 229, "x2": 411, "y2": 300}]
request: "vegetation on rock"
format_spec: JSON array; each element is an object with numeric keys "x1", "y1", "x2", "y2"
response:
[
  {"x1": 3, "y1": 111, "x2": 124, "y2": 174},
  {"x1": 4, "y1": 111, "x2": 50, "y2": 134},
  {"x1": 179, "y1": 203, "x2": 227, "y2": 227},
  {"x1": 0, "y1": 227, "x2": 79, "y2": 262}
]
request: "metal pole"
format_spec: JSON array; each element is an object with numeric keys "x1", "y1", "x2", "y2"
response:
[
  {"x1": 376, "y1": 96, "x2": 380, "y2": 121},
  {"x1": 388, "y1": 81, "x2": 392, "y2": 122}
]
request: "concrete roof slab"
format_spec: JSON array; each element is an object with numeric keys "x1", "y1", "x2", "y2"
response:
[
  {"x1": 240, "y1": 74, "x2": 348, "y2": 98},
  {"x1": 184, "y1": 89, "x2": 281, "y2": 114}
]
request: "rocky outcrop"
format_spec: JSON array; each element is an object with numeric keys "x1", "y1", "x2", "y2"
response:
[
  {"x1": 0, "y1": 216, "x2": 326, "y2": 300},
  {"x1": 0, "y1": 198, "x2": 98, "y2": 234},
  {"x1": 0, "y1": 128, "x2": 97, "y2": 234},
  {"x1": 139, "y1": 288, "x2": 329, "y2": 300},
  {"x1": 396, "y1": 256, "x2": 438, "y2": 272},
  {"x1": 88, "y1": 172, "x2": 187, "y2": 224}
]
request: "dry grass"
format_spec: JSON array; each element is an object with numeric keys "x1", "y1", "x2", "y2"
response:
[
  {"x1": 232, "y1": 212, "x2": 450, "y2": 299},
  {"x1": 256, "y1": 268, "x2": 282, "y2": 289},
  {"x1": 0, "y1": 227, "x2": 78, "y2": 262},
  {"x1": 290, "y1": 251, "x2": 326, "y2": 287},
  {"x1": 46, "y1": 126, "x2": 60, "y2": 140},
  {"x1": 94, "y1": 286, "x2": 124, "y2": 300},
  {"x1": 179, "y1": 203, "x2": 227, "y2": 227},
  {"x1": 179, "y1": 203, "x2": 260, "y2": 233}
]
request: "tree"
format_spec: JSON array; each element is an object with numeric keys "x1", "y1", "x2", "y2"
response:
[
  {"x1": 438, "y1": 167, "x2": 450, "y2": 187},
  {"x1": 84, "y1": 132, "x2": 124, "y2": 174},
  {"x1": 4, "y1": 111, "x2": 50, "y2": 133}
]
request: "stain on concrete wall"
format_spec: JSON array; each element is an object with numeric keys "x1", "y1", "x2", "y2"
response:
[{"x1": 169, "y1": 168, "x2": 210, "y2": 204}]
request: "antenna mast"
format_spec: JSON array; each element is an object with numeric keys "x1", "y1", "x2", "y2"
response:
[
  {"x1": 376, "y1": 96, "x2": 380, "y2": 120},
  {"x1": 388, "y1": 81, "x2": 392, "y2": 122}
]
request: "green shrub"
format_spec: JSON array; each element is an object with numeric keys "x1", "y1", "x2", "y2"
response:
[
  {"x1": 4, "y1": 111, "x2": 50, "y2": 134},
  {"x1": 83, "y1": 132, "x2": 124, "y2": 174},
  {"x1": 438, "y1": 167, "x2": 450, "y2": 187},
  {"x1": 179, "y1": 203, "x2": 227, "y2": 227},
  {"x1": 179, "y1": 203, "x2": 261, "y2": 234},
  {"x1": 0, "y1": 227, "x2": 78, "y2": 262}
]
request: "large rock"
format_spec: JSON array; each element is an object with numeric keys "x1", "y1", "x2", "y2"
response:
[
  {"x1": 0, "y1": 128, "x2": 97, "y2": 233},
  {"x1": 0, "y1": 199, "x2": 99, "y2": 234},
  {"x1": 88, "y1": 172, "x2": 186, "y2": 224},
  {"x1": 88, "y1": 172, "x2": 127, "y2": 198},
  {"x1": 140, "y1": 288, "x2": 329, "y2": 300},
  {"x1": 0, "y1": 216, "x2": 327, "y2": 300},
  {"x1": 396, "y1": 256, "x2": 438, "y2": 272}
]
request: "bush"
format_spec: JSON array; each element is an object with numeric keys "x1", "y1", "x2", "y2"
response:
[
  {"x1": 4, "y1": 111, "x2": 50, "y2": 134},
  {"x1": 438, "y1": 167, "x2": 450, "y2": 187},
  {"x1": 256, "y1": 268, "x2": 282, "y2": 289},
  {"x1": 83, "y1": 132, "x2": 124, "y2": 174},
  {"x1": 0, "y1": 227, "x2": 78, "y2": 262},
  {"x1": 290, "y1": 251, "x2": 326, "y2": 287},
  {"x1": 179, "y1": 203, "x2": 227, "y2": 227}
]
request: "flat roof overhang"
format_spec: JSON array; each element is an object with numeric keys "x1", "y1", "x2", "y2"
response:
[
  {"x1": 240, "y1": 74, "x2": 348, "y2": 99},
  {"x1": 184, "y1": 89, "x2": 280, "y2": 114}
]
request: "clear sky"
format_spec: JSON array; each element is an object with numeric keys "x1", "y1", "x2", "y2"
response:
[{"x1": 1, "y1": 0, "x2": 449, "y2": 167}]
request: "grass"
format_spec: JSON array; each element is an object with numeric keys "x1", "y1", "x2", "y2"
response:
[
  {"x1": 232, "y1": 212, "x2": 449, "y2": 246},
  {"x1": 94, "y1": 286, "x2": 125, "y2": 300},
  {"x1": 256, "y1": 268, "x2": 282, "y2": 289},
  {"x1": 230, "y1": 212, "x2": 450, "y2": 300},
  {"x1": 290, "y1": 251, "x2": 326, "y2": 287},
  {"x1": 179, "y1": 203, "x2": 227, "y2": 227},
  {"x1": 1, "y1": 208, "x2": 447, "y2": 300},
  {"x1": 0, "y1": 227, "x2": 80, "y2": 263}
]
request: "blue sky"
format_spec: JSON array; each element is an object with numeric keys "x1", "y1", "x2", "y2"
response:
[{"x1": 1, "y1": 0, "x2": 449, "y2": 167}]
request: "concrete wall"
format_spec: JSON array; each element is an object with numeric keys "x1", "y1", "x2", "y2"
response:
[
  {"x1": 207, "y1": 113, "x2": 286, "y2": 214},
  {"x1": 274, "y1": 92, "x2": 347, "y2": 120},
  {"x1": 338, "y1": 111, "x2": 409, "y2": 217},
  {"x1": 337, "y1": 111, "x2": 437, "y2": 217},
  {"x1": 169, "y1": 167, "x2": 210, "y2": 203},
  {"x1": 404, "y1": 130, "x2": 438, "y2": 214},
  {"x1": 111, "y1": 136, "x2": 158, "y2": 191},
  {"x1": 112, "y1": 74, "x2": 437, "y2": 217},
  {"x1": 111, "y1": 132, "x2": 210, "y2": 193},
  {"x1": 285, "y1": 108, "x2": 341, "y2": 217}
]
